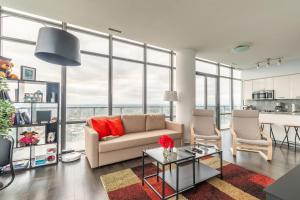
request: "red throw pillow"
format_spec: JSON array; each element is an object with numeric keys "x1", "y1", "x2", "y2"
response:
[
  {"x1": 107, "y1": 118, "x2": 125, "y2": 136},
  {"x1": 91, "y1": 118, "x2": 111, "y2": 140}
]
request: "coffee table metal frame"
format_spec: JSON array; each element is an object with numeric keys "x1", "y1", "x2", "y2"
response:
[{"x1": 142, "y1": 145, "x2": 223, "y2": 200}]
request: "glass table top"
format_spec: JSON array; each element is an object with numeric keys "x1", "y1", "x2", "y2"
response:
[{"x1": 144, "y1": 144, "x2": 221, "y2": 165}]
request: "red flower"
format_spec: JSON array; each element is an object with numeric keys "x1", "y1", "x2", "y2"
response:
[{"x1": 158, "y1": 135, "x2": 174, "y2": 148}]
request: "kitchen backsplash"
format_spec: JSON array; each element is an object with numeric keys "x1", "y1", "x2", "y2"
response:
[{"x1": 245, "y1": 99, "x2": 300, "y2": 112}]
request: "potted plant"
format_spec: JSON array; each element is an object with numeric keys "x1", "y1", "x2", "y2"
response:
[{"x1": 0, "y1": 77, "x2": 15, "y2": 135}]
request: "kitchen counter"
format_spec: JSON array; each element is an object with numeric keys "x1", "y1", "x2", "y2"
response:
[
  {"x1": 259, "y1": 112, "x2": 300, "y2": 145},
  {"x1": 260, "y1": 111, "x2": 300, "y2": 116}
]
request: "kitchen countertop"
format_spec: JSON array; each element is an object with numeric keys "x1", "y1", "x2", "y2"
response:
[{"x1": 260, "y1": 111, "x2": 300, "y2": 116}]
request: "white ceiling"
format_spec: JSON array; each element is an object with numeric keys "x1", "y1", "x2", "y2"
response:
[{"x1": 1, "y1": 0, "x2": 300, "y2": 69}]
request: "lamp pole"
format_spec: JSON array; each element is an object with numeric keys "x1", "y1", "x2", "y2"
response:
[{"x1": 60, "y1": 22, "x2": 67, "y2": 151}]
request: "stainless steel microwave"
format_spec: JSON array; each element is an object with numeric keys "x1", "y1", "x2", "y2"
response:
[{"x1": 252, "y1": 90, "x2": 274, "y2": 100}]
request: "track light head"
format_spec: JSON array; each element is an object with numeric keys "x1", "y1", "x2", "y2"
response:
[
  {"x1": 256, "y1": 63, "x2": 260, "y2": 69},
  {"x1": 277, "y1": 58, "x2": 282, "y2": 65},
  {"x1": 266, "y1": 59, "x2": 270, "y2": 67}
]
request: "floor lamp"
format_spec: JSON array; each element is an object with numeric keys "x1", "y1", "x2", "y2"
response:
[
  {"x1": 35, "y1": 27, "x2": 81, "y2": 162},
  {"x1": 164, "y1": 91, "x2": 178, "y2": 121}
]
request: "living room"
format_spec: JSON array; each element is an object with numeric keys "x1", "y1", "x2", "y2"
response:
[{"x1": 0, "y1": 1, "x2": 300, "y2": 200}]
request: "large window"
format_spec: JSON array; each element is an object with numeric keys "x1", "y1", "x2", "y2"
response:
[
  {"x1": 220, "y1": 78, "x2": 232, "y2": 129},
  {"x1": 68, "y1": 29, "x2": 109, "y2": 54},
  {"x1": 207, "y1": 77, "x2": 217, "y2": 110},
  {"x1": 147, "y1": 49, "x2": 170, "y2": 66},
  {"x1": 196, "y1": 60, "x2": 217, "y2": 75},
  {"x1": 147, "y1": 65, "x2": 170, "y2": 116},
  {"x1": 220, "y1": 66, "x2": 231, "y2": 77},
  {"x1": 113, "y1": 40, "x2": 144, "y2": 61},
  {"x1": 233, "y1": 80, "x2": 242, "y2": 109},
  {"x1": 195, "y1": 59, "x2": 242, "y2": 130},
  {"x1": 112, "y1": 59, "x2": 143, "y2": 114},
  {"x1": 196, "y1": 75, "x2": 205, "y2": 108},
  {"x1": 2, "y1": 15, "x2": 45, "y2": 41},
  {"x1": 66, "y1": 54, "x2": 109, "y2": 150},
  {"x1": 2, "y1": 41, "x2": 61, "y2": 82}
]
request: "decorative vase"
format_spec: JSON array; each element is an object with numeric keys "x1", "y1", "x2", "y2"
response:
[{"x1": 163, "y1": 148, "x2": 169, "y2": 159}]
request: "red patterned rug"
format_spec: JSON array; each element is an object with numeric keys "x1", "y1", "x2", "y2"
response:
[{"x1": 100, "y1": 157, "x2": 274, "y2": 200}]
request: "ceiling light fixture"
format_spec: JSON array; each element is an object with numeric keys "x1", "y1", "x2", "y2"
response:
[
  {"x1": 256, "y1": 57, "x2": 283, "y2": 69},
  {"x1": 232, "y1": 44, "x2": 251, "y2": 53},
  {"x1": 231, "y1": 63, "x2": 238, "y2": 69},
  {"x1": 277, "y1": 58, "x2": 282, "y2": 65},
  {"x1": 266, "y1": 58, "x2": 270, "y2": 67}
]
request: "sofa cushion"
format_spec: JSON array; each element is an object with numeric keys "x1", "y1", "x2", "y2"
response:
[
  {"x1": 122, "y1": 114, "x2": 146, "y2": 133},
  {"x1": 107, "y1": 118, "x2": 125, "y2": 136},
  {"x1": 91, "y1": 118, "x2": 111, "y2": 140},
  {"x1": 87, "y1": 115, "x2": 121, "y2": 127},
  {"x1": 99, "y1": 129, "x2": 181, "y2": 153},
  {"x1": 237, "y1": 138, "x2": 269, "y2": 146},
  {"x1": 146, "y1": 114, "x2": 166, "y2": 131}
]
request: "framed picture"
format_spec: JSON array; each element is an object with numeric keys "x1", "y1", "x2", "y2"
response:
[{"x1": 21, "y1": 66, "x2": 36, "y2": 81}]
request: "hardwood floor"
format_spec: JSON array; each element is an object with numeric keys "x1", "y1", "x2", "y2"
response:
[{"x1": 1, "y1": 131, "x2": 300, "y2": 200}]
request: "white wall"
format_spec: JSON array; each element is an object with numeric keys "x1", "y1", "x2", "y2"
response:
[{"x1": 242, "y1": 59, "x2": 300, "y2": 80}]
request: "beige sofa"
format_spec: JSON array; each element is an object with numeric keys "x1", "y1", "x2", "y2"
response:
[{"x1": 85, "y1": 114, "x2": 184, "y2": 168}]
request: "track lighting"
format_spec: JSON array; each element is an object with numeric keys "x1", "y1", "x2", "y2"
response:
[
  {"x1": 256, "y1": 57, "x2": 282, "y2": 69},
  {"x1": 277, "y1": 58, "x2": 282, "y2": 65},
  {"x1": 266, "y1": 59, "x2": 270, "y2": 67}
]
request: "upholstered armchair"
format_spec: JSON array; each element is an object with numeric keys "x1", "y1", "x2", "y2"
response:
[
  {"x1": 231, "y1": 110, "x2": 272, "y2": 161},
  {"x1": 190, "y1": 109, "x2": 221, "y2": 149}
]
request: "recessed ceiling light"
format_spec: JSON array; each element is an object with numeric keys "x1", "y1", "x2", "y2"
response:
[{"x1": 232, "y1": 44, "x2": 251, "y2": 53}]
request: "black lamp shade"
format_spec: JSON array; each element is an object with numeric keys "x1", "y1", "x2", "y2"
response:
[{"x1": 35, "y1": 27, "x2": 81, "y2": 66}]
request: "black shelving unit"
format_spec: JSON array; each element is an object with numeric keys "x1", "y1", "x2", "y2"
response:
[{"x1": 7, "y1": 79, "x2": 60, "y2": 170}]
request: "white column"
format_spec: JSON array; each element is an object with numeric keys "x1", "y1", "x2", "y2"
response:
[{"x1": 176, "y1": 49, "x2": 196, "y2": 143}]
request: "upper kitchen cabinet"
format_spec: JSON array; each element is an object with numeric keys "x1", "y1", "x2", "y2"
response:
[
  {"x1": 264, "y1": 78, "x2": 274, "y2": 90},
  {"x1": 290, "y1": 74, "x2": 300, "y2": 99},
  {"x1": 273, "y1": 76, "x2": 291, "y2": 99},
  {"x1": 243, "y1": 80, "x2": 253, "y2": 100},
  {"x1": 252, "y1": 78, "x2": 273, "y2": 91},
  {"x1": 252, "y1": 79, "x2": 265, "y2": 91}
]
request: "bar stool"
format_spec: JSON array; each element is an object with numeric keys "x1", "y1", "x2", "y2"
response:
[
  {"x1": 280, "y1": 125, "x2": 300, "y2": 152},
  {"x1": 260, "y1": 122, "x2": 277, "y2": 145}
]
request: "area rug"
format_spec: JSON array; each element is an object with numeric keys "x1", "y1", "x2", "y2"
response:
[{"x1": 100, "y1": 157, "x2": 274, "y2": 200}]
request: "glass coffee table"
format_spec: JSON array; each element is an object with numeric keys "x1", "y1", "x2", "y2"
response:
[{"x1": 142, "y1": 144, "x2": 223, "y2": 200}]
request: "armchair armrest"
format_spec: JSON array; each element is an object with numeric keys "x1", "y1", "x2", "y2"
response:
[
  {"x1": 215, "y1": 126, "x2": 221, "y2": 137},
  {"x1": 190, "y1": 123, "x2": 196, "y2": 145},
  {"x1": 261, "y1": 132, "x2": 272, "y2": 144},
  {"x1": 84, "y1": 126, "x2": 99, "y2": 168},
  {"x1": 230, "y1": 127, "x2": 238, "y2": 140}
]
